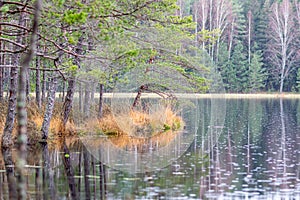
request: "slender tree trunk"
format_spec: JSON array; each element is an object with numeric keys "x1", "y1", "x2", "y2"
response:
[
  {"x1": 0, "y1": 66, "x2": 3, "y2": 101},
  {"x1": 2, "y1": 7, "x2": 27, "y2": 148},
  {"x1": 61, "y1": 36, "x2": 83, "y2": 130},
  {"x1": 41, "y1": 68, "x2": 46, "y2": 103},
  {"x1": 98, "y1": 83, "x2": 104, "y2": 119},
  {"x1": 132, "y1": 85, "x2": 147, "y2": 109},
  {"x1": 0, "y1": 44, "x2": 3, "y2": 101},
  {"x1": 79, "y1": 82, "x2": 83, "y2": 112},
  {"x1": 208, "y1": 0, "x2": 213, "y2": 57},
  {"x1": 90, "y1": 82, "x2": 95, "y2": 104},
  {"x1": 0, "y1": 0, "x2": 3, "y2": 101},
  {"x1": 2, "y1": 51, "x2": 20, "y2": 148},
  {"x1": 84, "y1": 83, "x2": 91, "y2": 118},
  {"x1": 36, "y1": 55, "x2": 41, "y2": 108},
  {"x1": 26, "y1": 69, "x2": 30, "y2": 101},
  {"x1": 16, "y1": 1, "x2": 41, "y2": 199},
  {"x1": 61, "y1": 80, "x2": 65, "y2": 102},
  {"x1": 61, "y1": 78, "x2": 76, "y2": 130},
  {"x1": 41, "y1": 77, "x2": 57, "y2": 140}
]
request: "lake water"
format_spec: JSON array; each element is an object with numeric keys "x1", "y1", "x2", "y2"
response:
[{"x1": 1, "y1": 98, "x2": 300, "y2": 199}]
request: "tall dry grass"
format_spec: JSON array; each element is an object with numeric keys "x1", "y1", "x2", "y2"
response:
[
  {"x1": 97, "y1": 105, "x2": 184, "y2": 137},
  {"x1": 0, "y1": 101, "x2": 77, "y2": 144}
]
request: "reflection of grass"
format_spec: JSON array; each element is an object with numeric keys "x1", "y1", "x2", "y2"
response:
[
  {"x1": 0, "y1": 100, "x2": 183, "y2": 145},
  {"x1": 98, "y1": 106, "x2": 184, "y2": 137},
  {"x1": 108, "y1": 129, "x2": 180, "y2": 151}
]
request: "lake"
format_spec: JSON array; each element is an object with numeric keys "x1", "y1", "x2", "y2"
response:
[{"x1": 0, "y1": 98, "x2": 300, "y2": 199}]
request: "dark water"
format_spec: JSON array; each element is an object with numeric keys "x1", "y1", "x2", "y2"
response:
[{"x1": 1, "y1": 98, "x2": 300, "y2": 199}]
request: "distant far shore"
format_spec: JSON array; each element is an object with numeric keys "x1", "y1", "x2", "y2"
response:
[
  {"x1": 62, "y1": 92, "x2": 300, "y2": 99},
  {"x1": 95, "y1": 93, "x2": 300, "y2": 99},
  {"x1": 2, "y1": 92, "x2": 299, "y2": 99}
]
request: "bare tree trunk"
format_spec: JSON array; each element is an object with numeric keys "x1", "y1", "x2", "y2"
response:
[
  {"x1": 208, "y1": 0, "x2": 213, "y2": 57},
  {"x1": 0, "y1": 66, "x2": 3, "y2": 101},
  {"x1": 61, "y1": 80, "x2": 65, "y2": 102},
  {"x1": 1, "y1": 9, "x2": 25, "y2": 149},
  {"x1": 41, "y1": 77, "x2": 57, "y2": 140},
  {"x1": 61, "y1": 36, "x2": 83, "y2": 130},
  {"x1": 79, "y1": 82, "x2": 83, "y2": 112},
  {"x1": 36, "y1": 55, "x2": 41, "y2": 108},
  {"x1": 26, "y1": 69, "x2": 30, "y2": 101},
  {"x1": 0, "y1": 0, "x2": 3, "y2": 101},
  {"x1": 84, "y1": 82, "x2": 91, "y2": 118},
  {"x1": 2, "y1": 41, "x2": 23, "y2": 148},
  {"x1": 0, "y1": 43, "x2": 3, "y2": 101},
  {"x1": 16, "y1": 1, "x2": 41, "y2": 198},
  {"x1": 98, "y1": 83, "x2": 104, "y2": 119},
  {"x1": 132, "y1": 85, "x2": 148, "y2": 109},
  {"x1": 90, "y1": 82, "x2": 95, "y2": 104},
  {"x1": 41, "y1": 68, "x2": 46, "y2": 103},
  {"x1": 61, "y1": 78, "x2": 75, "y2": 129},
  {"x1": 269, "y1": 0, "x2": 296, "y2": 93}
]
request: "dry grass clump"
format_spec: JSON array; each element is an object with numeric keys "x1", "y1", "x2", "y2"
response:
[
  {"x1": 97, "y1": 105, "x2": 184, "y2": 137},
  {"x1": 0, "y1": 100, "x2": 77, "y2": 145},
  {"x1": 98, "y1": 115, "x2": 123, "y2": 135}
]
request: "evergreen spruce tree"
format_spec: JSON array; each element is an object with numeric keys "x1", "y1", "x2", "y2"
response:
[
  {"x1": 249, "y1": 44, "x2": 266, "y2": 92},
  {"x1": 230, "y1": 41, "x2": 248, "y2": 92}
]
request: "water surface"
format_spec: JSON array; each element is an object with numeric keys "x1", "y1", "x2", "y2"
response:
[{"x1": 1, "y1": 98, "x2": 300, "y2": 199}]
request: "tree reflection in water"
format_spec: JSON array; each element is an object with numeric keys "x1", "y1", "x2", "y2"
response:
[
  {"x1": 0, "y1": 99, "x2": 300, "y2": 199},
  {"x1": 2, "y1": 148, "x2": 17, "y2": 199}
]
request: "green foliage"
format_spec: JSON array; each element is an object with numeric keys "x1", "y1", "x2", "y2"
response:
[
  {"x1": 0, "y1": 5, "x2": 9, "y2": 13},
  {"x1": 198, "y1": 29, "x2": 221, "y2": 45},
  {"x1": 249, "y1": 45, "x2": 266, "y2": 92},
  {"x1": 63, "y1": 11, "x2": 88, "y2": 25},
  {"x1": 222, "y1": 41, "x2": 248, "y2": 92}
]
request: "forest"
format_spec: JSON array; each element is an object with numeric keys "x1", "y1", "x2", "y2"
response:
[
  {"x1": 0, "y1": 0, "x2": 299, "y2": 149},
  {"x1": 1, "y1": 0, "x2": 300, "y2": 198},
  {"x1": 0, "y1": 2, "x2": 299, "y2": 133}
]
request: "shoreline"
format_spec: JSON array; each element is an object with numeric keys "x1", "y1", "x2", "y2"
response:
[
  {"x1": 2, "y1": 92, "x2": 299, "y2": 100},
  {"x1": 87, "y1": 93, "x2": 300, "y2": 99}
]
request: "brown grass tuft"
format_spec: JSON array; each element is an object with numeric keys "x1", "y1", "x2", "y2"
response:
[{"x1": 97, "y1": 105, "x2": 184, "y2": 137}]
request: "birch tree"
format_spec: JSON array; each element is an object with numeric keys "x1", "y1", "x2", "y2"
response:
[{"x1": 268, "y1": 0, "x2": 298, "y2": 93}]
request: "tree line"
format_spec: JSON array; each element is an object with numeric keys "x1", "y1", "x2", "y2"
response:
[
  {"x1": 1, "y1": 0, "x2": 300, "y2": 146},
  {"x1": 184, "y1": 0, "x2": 300, "y2": 93},
  {"x1": 1, "y1": 0, "x2": 299, "y2": 142}
]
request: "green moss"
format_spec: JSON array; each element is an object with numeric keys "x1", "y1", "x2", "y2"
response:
[
  {"x1": 103, "y1": 130, "x2": 119, "y2": 136},
  {"x1": 163, "y1": 124, "x2": 171, "y2": 131}
]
